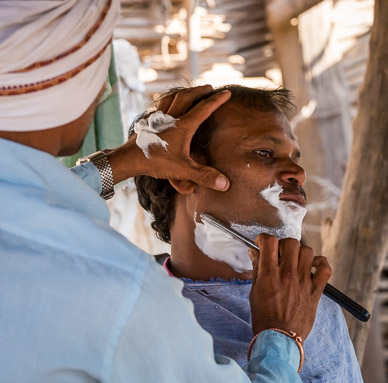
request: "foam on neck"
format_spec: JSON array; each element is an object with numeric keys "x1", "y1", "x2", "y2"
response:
[{"x1": 194, "y1": 218, "x2": 253, "y2": 273}]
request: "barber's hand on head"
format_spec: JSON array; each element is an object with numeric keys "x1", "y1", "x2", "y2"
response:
[
  {"x1": 248, "y1": 234, "x2": 332, "y2": 341},
  {"x1": 108, "y1": 85, "x2": 231, "y2": 191}
]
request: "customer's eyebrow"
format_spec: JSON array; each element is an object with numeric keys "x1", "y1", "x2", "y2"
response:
[
  {"x1": 260, "y1": 135, "x2": 284, "y2": 144},
  {"x1": 247, "y1": 135, "x2": 301, "y2": 158}
]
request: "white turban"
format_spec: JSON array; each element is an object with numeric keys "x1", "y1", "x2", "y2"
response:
[{"x1": 0, "y1": 0, "x2": 120, "y2": 131}]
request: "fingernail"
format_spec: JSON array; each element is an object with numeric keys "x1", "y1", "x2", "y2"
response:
[
  {"x1": 220, "y1": 90, "x2": 231, "y2": 94},
  {"x1": 215, "y1": 176, "x2": 228, "y2": 190}
]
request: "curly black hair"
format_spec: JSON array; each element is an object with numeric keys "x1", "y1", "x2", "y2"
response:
[{"x1": 132, "y1": 85, "x2": 296, "y2": 243}]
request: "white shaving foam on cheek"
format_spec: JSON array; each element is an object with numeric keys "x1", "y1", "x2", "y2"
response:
[
  {"x1": 193, "y1": 183, "x2": 307, "y2": 273},
  {"x1": 133, "y1": 111, "x2": 178, "y2": 158},
  {"x1": 194, "y1": 219, "x2": 253, "y2": 273},
  {"x1": 194, "y1": 218, "x2": 304, "y2": 273},
  {"x1": 231, "y1": 222, "x2": 288, "y2": 242},
  {"x1": 260, "y1": 181, "x2": 307, "y2": 240}
]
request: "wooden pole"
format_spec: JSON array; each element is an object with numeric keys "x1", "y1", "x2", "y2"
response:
[
  {"x1": 267, "y1": 0, "x2": 324, "y2": 28},
  {"x1": 322, "y1": 0, "x2": 388, "y2": 361},
  {"x1": 267, "y1": 0, "x2": 352, "y2": 255},
  {"x1": 185, "y1": 0, "x2": 201, "y2": 80}
]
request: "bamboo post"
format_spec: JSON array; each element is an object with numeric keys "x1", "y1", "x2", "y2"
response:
[{"x1": 322, "y1": 0, "x2": 388, "y2": 361}]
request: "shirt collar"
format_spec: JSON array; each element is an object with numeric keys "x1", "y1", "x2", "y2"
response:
[{"x1": 163, "y1": 255, "x2": 252, "y2": 285}]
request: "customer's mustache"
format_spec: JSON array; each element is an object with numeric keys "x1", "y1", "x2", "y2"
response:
[{"x1": 282, "y1": 185, "x2": 307, "y2": 203}]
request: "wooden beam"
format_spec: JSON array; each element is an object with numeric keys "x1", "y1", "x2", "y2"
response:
[{"x1": 267, "y1": 0, "x2": 325, "y2": 28}]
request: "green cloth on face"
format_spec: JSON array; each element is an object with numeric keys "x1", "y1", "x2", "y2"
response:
[{"x1": 62, "y1": 45, "x2": 124, "y2": 168}]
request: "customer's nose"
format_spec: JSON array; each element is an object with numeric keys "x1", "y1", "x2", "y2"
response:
[{"x1": 278, "y1": 160, "x2": 306, "y2": 186}]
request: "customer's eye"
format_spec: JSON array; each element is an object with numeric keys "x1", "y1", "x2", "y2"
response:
[{"x1": 255, "y1": 150, "x2": 272, "y2": 158}]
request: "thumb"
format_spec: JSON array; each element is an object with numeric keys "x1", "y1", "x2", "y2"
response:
[
  {"x1": 312, "y1": 255, "x2": 332, "y2": 292},
  {"x1": 248, "y1": 248, "x2": 260, "y2": 278},
  {"x1": 186, "y1": 164, "x2": 230, "y2": 191},
  {"x1": 180, "y1": 90, "x2": 231, "y2": 128}
]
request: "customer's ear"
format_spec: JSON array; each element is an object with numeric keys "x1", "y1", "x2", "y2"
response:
[{"x1": 169, "y1": 179, "x2": 196, "y2": 195}]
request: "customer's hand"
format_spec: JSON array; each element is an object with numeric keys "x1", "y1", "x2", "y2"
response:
[
  {"x1": 249, "y1": 234, "x2": 332, "y2": 341},
  {"x1": 107, "y1": 85, "x2": 231, "y2": 191}
]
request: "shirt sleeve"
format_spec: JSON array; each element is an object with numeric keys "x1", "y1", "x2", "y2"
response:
[
  {"x1": 70, "y1": 162, "x2": 102, "y2": 195},
  {"x1": 110, "y1": 259, "x2": 302, "y2": 383},
  {"x1": 246, "y1": 330, "x2": 302, "y2": 383}
]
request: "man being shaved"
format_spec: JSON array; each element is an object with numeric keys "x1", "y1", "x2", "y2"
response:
[
  {"x1": 135, "y1": 85, "x2": 363, "y2": 382},
  {"x1": 0, "y1": 1, "x2": 333, "y2": 381}
]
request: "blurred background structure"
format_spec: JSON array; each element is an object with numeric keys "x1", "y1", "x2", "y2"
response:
[{"x1": 106, "y1": 1, "x2": 388, "y2": 381}]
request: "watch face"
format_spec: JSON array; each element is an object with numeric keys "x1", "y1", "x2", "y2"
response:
[
  {"x1": 75, "y1": 157, "x2": 90, "y2": 166},
  {"x1": 88, "y1": 151, "x2": 105, "y2": 161},
  {"x1": 102, "y1": 189, "x2": 115, "y2": 200},
  {"x1": 76, "y1": 151, "x2": 105, "y2": 166}
]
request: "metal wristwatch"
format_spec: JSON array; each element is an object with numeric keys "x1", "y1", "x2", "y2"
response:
[{"x1": 76, "y1": 151, "x2": 115, "y2": 200}]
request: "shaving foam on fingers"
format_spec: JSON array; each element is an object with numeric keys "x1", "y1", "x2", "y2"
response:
[{"x1": 133, "y1": 111, "x2": 178, "y2": 158}]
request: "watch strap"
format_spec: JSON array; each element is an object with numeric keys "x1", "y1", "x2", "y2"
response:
[{"x1": 76, "y1": 151, "x2": 114, "y2": 200}]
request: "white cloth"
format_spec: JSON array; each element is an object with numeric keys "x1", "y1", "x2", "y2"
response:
[{"x1": 0, "y1": 0, "x2": 121, "y2": 131}]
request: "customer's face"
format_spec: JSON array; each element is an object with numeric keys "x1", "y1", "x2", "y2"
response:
[{"x1": 191, "y1": 101, "x2": 306, "y2": 228}]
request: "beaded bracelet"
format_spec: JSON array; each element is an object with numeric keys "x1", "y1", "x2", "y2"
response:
[{"x1": 247, "y1": 328, "x2": 304, "y2": 373}]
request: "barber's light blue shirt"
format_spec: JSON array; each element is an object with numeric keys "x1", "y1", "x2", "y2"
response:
[
  {"x1": 0, "y1": 138, "x2": 302, "y2": 382},
  {"x1": 180, "y1": 279, "x2": 363, "y2": 382}
]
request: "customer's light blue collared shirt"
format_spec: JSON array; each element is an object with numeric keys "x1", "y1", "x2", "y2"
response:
[{"x1": 0, "y1": 138, "x2": 302, "y2": 382}]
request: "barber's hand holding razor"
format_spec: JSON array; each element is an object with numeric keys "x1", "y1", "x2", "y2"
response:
[
  {"x1": 249, "y1": 234, "x2": 332, "y2": 341},
  {"x1": 108, "y1": 85, "x2": 231, "y2": 192}
]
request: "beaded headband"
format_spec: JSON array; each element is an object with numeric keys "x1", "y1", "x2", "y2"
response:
[
  {"x1": 0, "y1": 40, "x2": 111, "y2": 96},
  {"x1": 0, "y1": 0, "x2": 112, "y2": 96}
]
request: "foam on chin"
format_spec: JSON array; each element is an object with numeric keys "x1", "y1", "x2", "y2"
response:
[
  {"x1": 193, "y1": 220, "x2": 291, "y2": 273},
  {"x1": 260, "y1": 181, "x2": 307, "y2": 240},
  {"x1": 133, "y1": 111, "x2": 177, "y2": 158},
  {"x1": 193, "y1": 182, "x2": 307, "y2": 273}
]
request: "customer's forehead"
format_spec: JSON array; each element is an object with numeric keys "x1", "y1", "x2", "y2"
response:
[{"x1": 211, "y1": 102, "x2": 294, "y2": 142}]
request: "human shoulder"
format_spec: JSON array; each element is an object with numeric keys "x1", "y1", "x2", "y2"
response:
[
  {"x1": 307, "y1": 295, "x2": 350, "y2": 348},
  {"x1": 300, "y1": 295, "x2": 362, "y2": 383}
]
